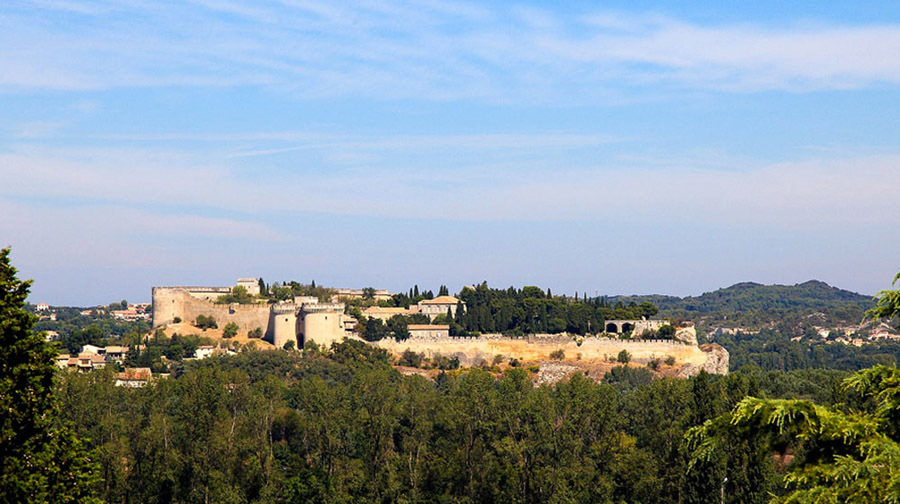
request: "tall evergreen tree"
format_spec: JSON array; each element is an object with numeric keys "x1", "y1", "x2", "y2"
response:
[
  {"x1": 0, "y1": 248, "x2": 101, "y2": 503},
  {"x1": 258, "y1": 277, "x2": 267, "y2": 296}
]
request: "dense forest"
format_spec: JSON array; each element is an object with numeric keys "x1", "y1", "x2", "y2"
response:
[{"x1": 54, "y1": 345, "x2": 854, "y2": 504}]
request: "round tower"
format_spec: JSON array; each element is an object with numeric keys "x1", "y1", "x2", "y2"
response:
[{"x1": 272, "y1": 305, "x2": 298, "y2": 349}]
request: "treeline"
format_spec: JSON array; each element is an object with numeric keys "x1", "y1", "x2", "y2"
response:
[
  {"x1": 258, "y1": 279, "x2": 336, "y2": 303},
  {"x1": 45, "y1": 321, "x2": 150, "y2": 354},
  {"x1": 34, "y1": 314, "x2": 149, "y2": 352},
  {"x1": 56, "y1": 342, "x2": 855, "y2": 504},
  {"x1": 454, "y1": 282, "x2": 659, "y2": 336},
  {"x1": 354, "y1": 283, "x2": 663, "y2": 340}
]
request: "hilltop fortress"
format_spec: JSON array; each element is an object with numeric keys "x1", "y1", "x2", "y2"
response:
[
  {"x1": 151, "y1": 279, "x2": 352, "y2": 348},
  {"x1": 152, "y1": 279, "x2": 728, "y2": 376}
]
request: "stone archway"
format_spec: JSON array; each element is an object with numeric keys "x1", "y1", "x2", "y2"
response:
[
  {"x1": 606, "y1": 322, "x2": 619, "y2": 333},
  {"x1": 622, "y1": 322, "x2": 634, "y2": 333}
]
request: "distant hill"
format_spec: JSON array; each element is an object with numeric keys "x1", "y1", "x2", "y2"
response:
[{"x1": 611, "y1": 280, "x2": 874, "y2": 329}]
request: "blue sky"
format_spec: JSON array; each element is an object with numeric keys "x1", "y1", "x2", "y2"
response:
[{"x1": 2, "y1": 0, "x2": 900, "y2": 305}]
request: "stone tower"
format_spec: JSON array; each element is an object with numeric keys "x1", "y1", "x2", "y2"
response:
[{"x1": 271, "y1": 304, "x2": 297, "y2": 349}]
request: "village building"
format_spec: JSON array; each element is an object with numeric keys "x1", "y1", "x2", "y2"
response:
[
  {"x1": 111, "y1": 309, "x2": 150, "y2": 321},
  {"x1": 104, "y1": 346, "x2": 129, "y2": 363},
  {"x1": 416, "y1": 296, "x2": 464, "y2": 320},
  {"x1": 235, "y1": 277, "x2": 261, "y2": 296},
  {"x1": 361, "y1": 306, "x2": 412, "y2": 321},
  {"x1": 75, "y1": 352, "x2": 106, "y2": 371},
  {"x1": 331, "y1": 288, "x2": 392, "y2": 303},
  {"x1": 115, "y1": 368, "x2": 152, "y2": 388},
  {"x1": 194, "y1": 345, "x2": 216, "y2": 359},
  {"x1": 81, "y1": 344, "x2": 105, "y2": 355},
  {"x1": 56, "y1": 354, "x2": 71, "y2": 369}
]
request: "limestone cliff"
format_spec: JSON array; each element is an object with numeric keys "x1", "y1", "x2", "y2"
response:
[
  {"x1": 674, "y1": 326, "x2": 698, "y2": 345},
  {"x1": 677, "y1": 343, "x2": 729, "y2": 377}
]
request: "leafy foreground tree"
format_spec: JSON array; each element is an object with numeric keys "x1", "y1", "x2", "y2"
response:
[
  {"x1": 866, "y1": 270, "x2": 900, "y2": 324},
  {"x1": 0, "y1": 248, "x2": 101, "y2": 503},
  {"x1": 688, "y1": 271, "x2": 900, "y2": 503},
  {"x1": 688, "y1": 367, "x2": 900, "y2": 503}
]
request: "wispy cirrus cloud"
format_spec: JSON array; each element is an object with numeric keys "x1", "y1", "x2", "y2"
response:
[{"x1": 2, "y1": 1, "x2": 900, "y2": 100}]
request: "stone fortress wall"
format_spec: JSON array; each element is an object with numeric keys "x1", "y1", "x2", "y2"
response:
[
  {"x1": 376, "y1": 321, "x2": 721, "y2": 375},
  {"x1": 376, "y1": 332, "x2": 727, "y2": 375},
  {"x1": 152, "y1": 284, "x2": 723, "y2": 374},
  {"x1": 151, "y1": 287, "x2": 272, "y2": 336},
  {"x1": 152, "y1": 282, "x2": 349, "y2": 348}
]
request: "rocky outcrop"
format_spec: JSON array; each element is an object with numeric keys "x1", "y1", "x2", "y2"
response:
[
  {"x1": 699, "y1": 343, "x2": 729, "y2": 374},
  {"x1": 674, "y1": 326, "x2": 698, "y2": 345},
  {"x1": 677, "y1": 343, "x2": 729, "y2": 377},
  {"x1": 534, "y1": 362, "x2": 581, "y2": 386}
]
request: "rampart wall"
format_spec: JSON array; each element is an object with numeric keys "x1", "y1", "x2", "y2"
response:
[
  {"x1": 376, "y1": 333, "x2": 723, "y2": 373},
  {"x1": 152, "y1": 288, "x2": 272, "y2": 337}
]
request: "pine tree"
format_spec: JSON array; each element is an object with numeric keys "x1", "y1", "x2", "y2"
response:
[{"x1": 0, "y1": 248, "x2": 101, "y2": 502}]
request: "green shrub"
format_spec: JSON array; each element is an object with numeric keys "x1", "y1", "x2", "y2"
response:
[
  {"x1": 400, "y1": 349, "x2": 424, "y2": 368},
  {"x1": 222, "y1": 322, "x2": 239, "y2": 338},
  {"x1": 195, "y1": 314, "x2": 217, "y2": 330},
  {"x1": 657, "y1": 324, "x2": 676, "y2": 339}
]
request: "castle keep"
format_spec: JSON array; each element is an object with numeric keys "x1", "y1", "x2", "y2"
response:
[{"x1": 151, "y1": 280, "x2": 350, "y2": 348}]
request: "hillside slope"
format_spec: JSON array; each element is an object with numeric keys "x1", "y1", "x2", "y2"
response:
[{"x1": 612, "y1": 280, "x2": 874, "y2": 329}]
